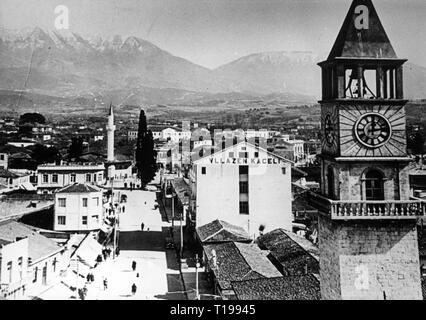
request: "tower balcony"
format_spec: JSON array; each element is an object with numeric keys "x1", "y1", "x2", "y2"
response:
[{"x1": 308, "y1": 192, "x2": 425, "y2": 220}]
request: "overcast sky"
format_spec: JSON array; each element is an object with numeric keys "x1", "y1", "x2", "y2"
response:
[{"x1": 1, "y1": 0, "x2": 425, "y2": 69}]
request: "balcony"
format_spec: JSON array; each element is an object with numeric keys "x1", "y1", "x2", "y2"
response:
[{"x1": 308, "y1": 192, "x2": 425, "y2": 220}]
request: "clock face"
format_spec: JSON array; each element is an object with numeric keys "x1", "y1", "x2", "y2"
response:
[
  {"x1": 354, "y1": 113, "x2": 392, "y2": 148},
  {"x1": 324, "y1": 114, "x2": 336, "y2": 146}
]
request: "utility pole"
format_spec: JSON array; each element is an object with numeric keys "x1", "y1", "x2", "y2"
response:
[
  {"x1": 195, "y1": 254, "x2": 200, "y2": 300},
  {"x1": 180, "y1": 209, "x2": 183, "y2": 259}
]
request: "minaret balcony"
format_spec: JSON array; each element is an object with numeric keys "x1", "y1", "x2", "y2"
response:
[{"x1": 308, "y1": 192, "x2": 425, "y2": 220}]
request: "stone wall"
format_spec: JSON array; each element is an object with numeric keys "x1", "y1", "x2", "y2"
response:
[{"x1": 319, "y1": 216, "x2": 422, "y2": 300}]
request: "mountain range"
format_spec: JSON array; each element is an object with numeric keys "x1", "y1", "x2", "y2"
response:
[{"x1": 0, "y1": 27, "x2": 425, "y2": 106}]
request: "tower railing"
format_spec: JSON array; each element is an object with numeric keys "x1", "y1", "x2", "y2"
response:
[{"x1": 308, "y1": 192, "x2": 426, "y2": 220}]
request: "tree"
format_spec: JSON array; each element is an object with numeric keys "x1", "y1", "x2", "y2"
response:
[
  {"x1": 135, "y1": 110, "x2": 157, "y2": 188},
  {"x1": 19, "y1": 113, "x2": 46, "y2": 125},
  {"x1": 68, "y1": 137, "x2": 84, "y2": 161},
  {"x1": 32, "y1": 144, "x2": 61, "y2": 164}
]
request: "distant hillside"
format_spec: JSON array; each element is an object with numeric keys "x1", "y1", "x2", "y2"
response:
[{"x1": 0, "y1": 27, "x2": 425, "y2": 103}]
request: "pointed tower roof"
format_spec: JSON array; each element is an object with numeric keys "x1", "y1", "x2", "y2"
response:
[
  {"x1": 108, "y1": 103, "x2": 114, "y2": 116},
  {"x1": 327, "y1": 0, "x2": 397, "y2": 60}
]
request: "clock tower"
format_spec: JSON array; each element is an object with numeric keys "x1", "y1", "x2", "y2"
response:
[{"x1": 313, "y1": 0, "x2": 425, "y2": 299}]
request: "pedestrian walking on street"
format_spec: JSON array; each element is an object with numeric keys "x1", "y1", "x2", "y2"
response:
[
  {"x1": 141, "y1": 222, "x2": 145, "y2": 231},
  {"x1": 132, "y1": 260, "x2": 137, "y2": 271},
  {"x1": 86, "y1": 273, "x2": 91, "y2": 283},
  {"x1": 131, "y1": 283, "x2": 137, "y2": 296},
  {"x1": 103, "y1": 277, "x2": 108, "y2": 290},
  {"x1": 122, "y1": 205, "x2": 125, "y2": 213}
]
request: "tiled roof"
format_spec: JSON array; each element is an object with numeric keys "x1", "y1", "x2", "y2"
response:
[
  {"x1": 197, "y1": 219, "x2": 251, "y2": 243},
  {"x1": 57, "y1": 183, "x2": 102, "y2": 194},
  {"x1": 0, "y1": 197, "x2": 54, "y2": 221},
  {"x1": 203, "y1": 242, "x2": 281, "y2": 290},
  {"x1": 0, "y1": 238, "x2": 11, "y2": 246},
  {"x1": 0, "y1": 221, "x2": 62, "y2": 263},
  {"x1": 231, "y1": 275, "x2": 320, "y2": 300},
  {"x1": 170, "y1": 178, "x2": 191, "y2": 206},
  {"x1": 0, "y1": 168, "x2": 20, "y2": 178},
  {"x1": 257, "y1": 229, "x2": 319, "y2": 276}
]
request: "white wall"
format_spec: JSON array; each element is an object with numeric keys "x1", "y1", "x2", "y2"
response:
[
  {"x1": 195, "y1": 162, "x2": 292, "y2": 238},
  {"x1": 0, "y1": 238, "x2": 29, "y2": 298},
  {"x1": 54, "y1": 191, "x2": 103, "y2": 231}
]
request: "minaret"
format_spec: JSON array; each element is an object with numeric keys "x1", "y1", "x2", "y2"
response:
[
  {"x1": 107, "y1": 104, "x2": 116, "y2": 162},
  {"x1": 313, "y1": 0, "x2": 424, "y2": 300}
]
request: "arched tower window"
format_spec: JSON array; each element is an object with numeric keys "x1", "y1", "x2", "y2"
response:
[{"x1": 364, "y1": 169, "x2": 385, "y2": 201}]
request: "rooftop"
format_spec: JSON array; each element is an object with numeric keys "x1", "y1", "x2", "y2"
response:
[
  {"x1": 231, "y1": 275, "x2": 320, "y2": 300},
  {"x1": 196, "y1": 219, "x2": 251, "y2": 243},
  {"x1": 203, "y1": 241, "x2": 281, "y2": 290},
  {"x1": 0, "y1": 220, "x2": 62, "y2": 263},
  {"x1": 57, "y1": 183, "x2": 102, "y2": 194},
  {"x1": 170, "y1": 178, "x2": 191, "y2": 206},
  {"x1": 326, "y1": 0, "x2": 398, "y2": 61},
  {"x1": 257, "y1": 229, "x2": 319, "y2": 276},
  {"x1": 0, "y1": 195, "x2": 54, "y2": 222}
]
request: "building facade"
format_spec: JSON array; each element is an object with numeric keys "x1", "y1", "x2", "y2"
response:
[
  {"x1": 37, "y1": 163, "x2": 105, "y2": 194},
  {"x1": 54, "y1": 183, "x2": 104, "y2": 232},
  {"x1": 190, "y1": 141, "x2": 293, "y2": 238}
]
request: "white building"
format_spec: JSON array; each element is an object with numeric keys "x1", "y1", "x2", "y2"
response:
[
  {"x1": 151, "y1": 126, "x2": 191, "y2": 143},
  {"x1": 37, "y1": 163, "x2": 105, "y2": 194},
  {"x1": 54, "y1": 183, "x2": 104, "y2": 231},
  {"x1": 0, "y1": 153, "x2": 8, "y2": 169},
  {"x1": 0, "y1": 169, "x2": 32, "y2": 192},
  {"x1": 190, "y1": 141, "x2": 293, "y2": 238}
]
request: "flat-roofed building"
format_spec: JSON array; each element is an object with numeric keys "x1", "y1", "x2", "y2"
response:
[
  {"x1": 37, "y1": 162, "x2": 105, "y2": 194},
  {"x1": 190, "y1": 141, "x2": 293, "y2": 238}
]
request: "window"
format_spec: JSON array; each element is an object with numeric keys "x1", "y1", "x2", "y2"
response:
[
  {"x1": 82, "y1": 216, "x2": 88, "y2": 225},
  {"x1": 201, "y1": 167, "x2": 206, "y2": 175},
  {"x1": 57, "y1": 216, "x2": 66, "y2": 225},
  {"x1": 229, "y1": 152, "x2": 235, "y2": 158},
  {"x1": 239, "y1": 166, "x2": 249, "y2": 175},
  {"x1": 239, "y1": 181, "x2": 249, "y2": 194},
  {"x1": 254, "y1": 152, "x2": 259, "y2": 158},
  {"x1": 70, "y1": 174, "x2": 76, "y2": 183},
  {"x1": 239, "y1": 152, "x2": 248, "y2": 158},
  {"x1": 365, "y1": 170, "x2": 385, "y2": 201},
  {"x1": 282, "y1": 167, "x2": 286, "y2": 175},
  {"x1": 92, "y1": 215, "x2": 99, "y2": 224},
  {"x1": 98, "y1": 173, "x2": 103, "y2": 181},
  {"x1": 82, "y1": 198, "x2": 88, "y2": 207},
  {"x1": 239, "y1": 201, "x2": 249, "y2": 215},
  {"x1": 93, "y1": 174, "x2": 97, "y2": 182},
  {"x1": 0, "y1": 154, "x2": 4, "y2": 160},
  {"x1": 18, "y1": 257, "x2": 23, "y2": 280},
  {"x1": 86, "y1": 174, "x2": 92, "y2": 182},
  {"x1": 42, "y1": 174, "x2": 49, "y2": 183},
  {"x1": 52, "y1": 174, "x2": 58, "y2": 183},
  {"x1": 58, "y1": 198, "x2": 66, "y2": 207},
  {"x1": 53, "y1": 258, "x2": 57, "y2": 273},
  {"x1": 33, "y1": 267, "x2": 38, "y2": 283},
  {"x1": 7, "y1": 261, "x2": 12, "y2": 283},
  {"x1": 93, "y1": 197, "x2": 99, "y2": 206}
]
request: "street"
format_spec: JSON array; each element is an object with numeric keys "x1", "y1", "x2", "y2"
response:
[{"x1": 86, "y1": 188, "x2": 186, "y2": 300}]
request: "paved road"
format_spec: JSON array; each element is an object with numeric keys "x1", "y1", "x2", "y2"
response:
[{"x1": 86, "y1": 189, "x2": 186, "y2": 300}]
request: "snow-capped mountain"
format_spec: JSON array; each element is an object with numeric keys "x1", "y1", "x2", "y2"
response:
[{"x1": 0, "y1": 27, "x2": 425, "y2": 101}]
